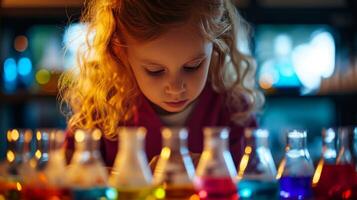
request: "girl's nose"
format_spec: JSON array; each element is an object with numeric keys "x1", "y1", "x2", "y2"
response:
[{"x1": 165, "y1": 79, "x2": 186, "y2": 95}]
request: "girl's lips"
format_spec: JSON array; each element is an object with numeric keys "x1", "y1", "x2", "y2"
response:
[{"x1": 164, "y1": 100, "x2": 188, "y2": 108}]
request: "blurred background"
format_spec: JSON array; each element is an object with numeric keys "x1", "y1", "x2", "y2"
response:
[{"x1": 0, "y1": 0, "x2": 356, "y2": 164}]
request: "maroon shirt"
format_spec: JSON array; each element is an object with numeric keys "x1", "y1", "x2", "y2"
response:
[{"x1": 65, "y1": 83, "x2": 257, "y2": 167}]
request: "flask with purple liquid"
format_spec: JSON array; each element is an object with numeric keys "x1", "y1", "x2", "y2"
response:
[{"x1": 277, "y1": 130, "x2": 314, "y2": 200}]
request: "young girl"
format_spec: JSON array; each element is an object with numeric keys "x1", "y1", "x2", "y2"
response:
[{"x1": 60, "y1": 0, "x2": 263, "y2": 167}]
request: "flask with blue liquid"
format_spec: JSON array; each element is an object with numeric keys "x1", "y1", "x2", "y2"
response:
[
  {"x1": 237, "y1": 128, "x2": 279, "y2": 200},
  {"x1": 66, "y1": 129, "x2": 114, "y2": 200},
  {"x1": 277, "y1": 130, "x2": 314, "y2": 199}
]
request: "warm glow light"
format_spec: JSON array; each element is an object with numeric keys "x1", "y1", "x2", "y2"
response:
[
  {"x1": 11, "y1": 129, "x2": 20, "y2": 141},
  {"x1": 244, "y1": 146, "x2": 252, "y2": 154},
  {"x1": 14, "y1": 35, "x2": 28, "y2": 52},
  {"x1": 92, "y1": 129, "x2": 102, "y2": 141},
  {"x1": 238, "y1": 154, "x2": 250, "y2": 179},
  {"x1": 75, "y1": 130, "x2": 85, "y2": 142},
  {"x1": 189, "y1": 194, "x2": 200, "y2": 200},
  {"x1": 36, "y1": 131, "x2": 42, "y2": 141},
  {"x1": 35, "y1": 150, "x2": 42, "y2": 159},
  {"x1": 35, "y1": 69, "x2": 51, "y2": 85},
  {"x1": 24, "y1": 130, "x2": 32, "y2": 142},
  {"x1": 16, "y1": 182, "x2": 22, "y2": 191},
  {"x1": 7, "y1": 130, "x2": 12, "y2": 141},
  {"x1": 30, "y1": 159, "x2": 37, "y2": 168},
  {"x1": 160, "y1": 147, "x2": 171, "y2": 160},
  {"x1": 312, "y1": 159, "x2": 324, "y2": 186},
  {"x1": 7, "y1": 150, "x2": 15, "y2": 162},
  {"x1": 162, "y1": 128, "x2": 172, "y2": 139},
  {"x1": 259, "y1": 73, "x2": 274, "y2": 89},
  {"x1": 276, "y1": 158, "x2": 286, "y2": 179}
]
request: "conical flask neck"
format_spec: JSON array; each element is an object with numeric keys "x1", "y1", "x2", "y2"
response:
[
  {"x1": 162, "y1": 127, "x2": 189, "y2": 154},
  {"x1": 321, "y1": 128, "x2": 337, "y2": 163},
  {"x1": 336, "y1": 127, "x2": 353, "y2": 164},
  {"x1": 203, "y1": 127, "x2": 229, "y2": 152},
  {"x1": 286, "y1": 131, "x2": 307, "y2": 151},
  {"x1": 119, "y1": 128, "x2": 145, "y2": 153}
]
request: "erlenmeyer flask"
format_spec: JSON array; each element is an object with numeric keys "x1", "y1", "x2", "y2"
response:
[
  {"x1": 153, "y1": 127, "x2": 196, "y2": 199},
  {"x1": 277, "y1": 130, "x2": 314, "y2": 199},
  {"x1": 327, "y1": 126, "x2": 355, "y2": 199},
  {"x1": 66, "y1": 129, "x2": 113, "y2": 200},
  {"x1": 22, "y1": 129, "x2": 71, "y2": 200},
  {"x1": 194, "y1": 127, "x2": 238, "y2": 200},
  {"x1": 109, "y1": 127, "x2": 159, "y2": 200},
  {"x1": 237, "y1": 128, "x2": 278, "y2": 200},
  {"x1": 3, "y1": 129, "x2": 33, "y2": 200},
  {"x1": 312, "y1": 128, "x2": 338, "y2": 199}
]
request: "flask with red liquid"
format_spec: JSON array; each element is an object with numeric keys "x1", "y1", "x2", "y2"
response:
[
  {"x1": 153, "y1": 127, "x2": 196, "y2": 199},
  {"x1": 277, "y1": 130, "x2": 314, "y2": 200},
  {"x1": 21, "y1": 129, "x2": 71, "y2": 200},
  {"x1": 194, "y1": 127, "x2": 238, "y2": 200},
  {"x1": 1, "y1": 129, "x2": 33, "y2": 200},
  {"x1": 325, "y1": 127, "x2": 355, "y2": 199},
  {"x1": 312, "y1": 128, "x2": 338, "y2": 199}
]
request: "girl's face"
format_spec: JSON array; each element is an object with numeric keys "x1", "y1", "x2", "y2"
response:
[{"x1": 126, "y1": 22, "x2": 213, "y2": 113}]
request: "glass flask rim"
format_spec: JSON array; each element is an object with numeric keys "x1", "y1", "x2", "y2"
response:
[
  {"x1": 74, "y1": 128, "x2": 102, "y2": 142},
  {"x1": 285, "y1": 129, "x2": 307, "y2": 139},
  {"x1": 203, "y1": 126, "x2": 230, "y2": 139},
  {"x1": 6, "y1": 128, "x2": 33, "y2": 142},
  {"x1": 161, "y1": 126, "x2": 188, "y2": 140},
  {"x1": 245, "y1": 128, "x2": 269, "y2": 138}
]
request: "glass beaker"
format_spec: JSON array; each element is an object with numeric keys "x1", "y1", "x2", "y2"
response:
[
  {"x1": 277, "y1": 130, "x2": 314, "y2": 200},
  {"x1": 194, "y1": 127, "x2": 238, "y2": 200},
  {"x1": 22, "y1": 129, "x2": 71, "y2": 200},
  {"x1": 312, "y1": 128, "x2": 338, "y2": 199},
  {"x1": 237, "y1": 128, "x2": 278, "y2": 199},
  {"x1": 109, "y1": 127, "x2": 160, "y2": 200},
  {"x1": 3, "y1": 129, "x2": 34, "y2": 200},
  {"x1": 66, "y1": 129, "x2": 113, "y2": 200},
  {"x1": 153, "y1": 127, "x2": 196, "y2": 199},
  {"x1": 325, "y1": 127, "x2": 355, "y2": 199}
]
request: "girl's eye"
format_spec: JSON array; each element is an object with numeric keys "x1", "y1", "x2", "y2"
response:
[
  {"x1": 145, "y1": 69, "x2": 165, "y2": 76},
  {"x1": 183, "y1": 64, "x2": 201, "y2": 72}
]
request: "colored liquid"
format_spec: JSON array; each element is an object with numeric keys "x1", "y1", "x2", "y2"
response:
[
  {"x1": 279, "y1": 176, "x2": 313, "y2": 200},
  {"x1": 194, "y1": 177, "x2": 238, "y2": 200},
  {"x1": 237, "y1": 179, "x2": 279, "y2": 200},
  {"x1": 116, "y1": 187, "x2": 156, "y2": 200},
  {"x1": 313, "y1": 164, "x2": 355, "y2": 199},
  {"x1": 163, "y1": 184, "x2": 197, "y2": 199},
  {"x1": 22, "y1": 186, "x2": 71, "y2": 200},
  {"x1": 72, "y1": 187, "x2": 114, "y2": 200}
]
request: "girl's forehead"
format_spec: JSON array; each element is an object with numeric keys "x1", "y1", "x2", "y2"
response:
[{"x1": 127, "y1": 21, "x2": 208, "y2": 55}]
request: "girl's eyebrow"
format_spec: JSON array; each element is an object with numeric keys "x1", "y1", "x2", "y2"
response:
[{"x1": 140, "y1": 53, "x2": 207, "y2": 67}]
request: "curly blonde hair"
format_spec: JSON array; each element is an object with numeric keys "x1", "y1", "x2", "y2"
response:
[{"x1": 59, "y1": 0, "x2": 264, "y2": 139}]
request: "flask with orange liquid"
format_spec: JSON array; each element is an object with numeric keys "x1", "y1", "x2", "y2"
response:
[{"x1": 153, "y1": 127, "x2": 197, "y2": 199}]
